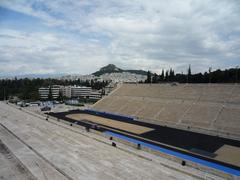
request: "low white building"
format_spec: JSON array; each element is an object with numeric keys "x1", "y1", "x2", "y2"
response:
[
  {"x1": 89, "y1": 91, "x2": 102, "y2": 100},
  {"x1": 71, "y1": 86, "x2": 91, "y2": 98},
  {"x1": 61, "y1": 86, "x2": 72, "y2": 98},
  {"x1": 38, "y1": 87, "x2": 49, "y2": 99},
  {"x1": 61, "y1": 86, "x2": 92, "y2": 98},
  {"x1": 39, "y1": 85, "x2": 102, "y2": 100},
  {"x1": 38, "y1": 85, "x2": 60, "y2": 100},
  {"x1": 51, "y1": 85, "x2": 61, "y2": 99}
]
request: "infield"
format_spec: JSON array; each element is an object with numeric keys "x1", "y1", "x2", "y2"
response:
[{"x1": 66, "y1": 113, "x2": 154, "y2": 134}]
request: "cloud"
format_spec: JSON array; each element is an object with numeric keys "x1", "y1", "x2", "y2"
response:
[
  {"x1": 0, "y1": 29, "x2": 109, "y2": 76},
  {"x1": 0, "y1": 0, "x2": 240, "y2": 76}
]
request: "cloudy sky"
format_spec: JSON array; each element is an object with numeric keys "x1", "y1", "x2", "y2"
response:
[{"x1": 0, "y1": 0, "x2": 239, "y2": 76}]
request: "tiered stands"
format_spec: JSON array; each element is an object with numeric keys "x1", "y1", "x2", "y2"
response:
[{"x1": 93, "y1": 84, "x2": 240, "y2": 139}]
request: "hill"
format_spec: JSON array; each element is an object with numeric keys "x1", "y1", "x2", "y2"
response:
[{"x1": 93, "y1": 64, "x2": 148, "y2": 76}]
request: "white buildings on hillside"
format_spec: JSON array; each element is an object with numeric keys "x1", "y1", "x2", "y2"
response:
[
  {"x1": 60, "y1": 72, "x2": 147, "y2": 83},
  {"x1": 60, "y1": 74, "x2": 96, "y2": 81},
  {"x1": 99, "y1": 72, "x2": 146, "y2": 83}
]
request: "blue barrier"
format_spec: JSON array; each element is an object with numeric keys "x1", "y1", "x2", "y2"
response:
[
  {"x1": 84, "y1": 109, "x2": 134, "y2": 121},
  {"x1": 105, "y1": 131, "x2": 240, "y2": 176}
]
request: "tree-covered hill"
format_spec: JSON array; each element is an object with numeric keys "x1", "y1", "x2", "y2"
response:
[{"x1": 92, "y1": 64, "x2": 148, "y2": 76}]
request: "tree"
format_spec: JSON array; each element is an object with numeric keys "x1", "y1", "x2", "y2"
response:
[
  {"x1": 209, "y1": 67, "x2": 212, "y2": 83},
  {"x1": 165, "y1": 70, "x2": 169, "y2": 82},
  {"x1": 188, "y1": 65, "x2": 192, "y2": 76},
  {"x1": 235, "y1": 66, "x2": 239, "y2": 83},
  {"x1": 48, "y1": 87, "x2": 53, "y2": 101},
  {"x1": 161, "y1": 69, "x2": 165, "y2": 81},
  {"x1": 152, "y1": 73, "x2": 158, "y2": 83},
  {"x1": 169, "y1": 68, "x2": 175, "y2": 82},
  {"x1": 146, "y1": 71, "x2": 152, "y2": 83},
  {"x1": 29, "y1": 91, "x2": 39, "y2": 101},
  {"x1": 58, "y1": 91, "x2": 64, "y2": 101},
  {"x1": 91, "y1": 79, "x2": 94, "y2": 87},
  {"x1": 187, "y1": 65, "x2": 191, "y2": 83}
]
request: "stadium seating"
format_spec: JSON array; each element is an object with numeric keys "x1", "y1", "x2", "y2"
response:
[{"x1": 93, "y1": 84, "x2": 240, "y2": 138}]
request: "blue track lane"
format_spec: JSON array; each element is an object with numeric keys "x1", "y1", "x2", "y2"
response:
[{"x1": 105, "y1": 131, "x2": 240, "y2": 176}]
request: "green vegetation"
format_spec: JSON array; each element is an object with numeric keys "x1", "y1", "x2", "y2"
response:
[{"x1": 143, "y1": 67, "x2": 240, "y2": 84}]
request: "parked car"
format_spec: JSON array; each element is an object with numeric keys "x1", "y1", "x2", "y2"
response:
[
  {"x1": 20, "y1": 102, "x2": 29, "y2": 107},
  {"x1": 41, "y1": 106, "x2": 51, "y2": 111}
]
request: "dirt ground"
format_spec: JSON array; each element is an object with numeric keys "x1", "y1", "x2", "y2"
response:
[
  {"x1": 66, "y1": 113, "x2": 154, "y2": 134},
  {"x1": 215, "y1": 145, "x2": 240, "y2": 167}
]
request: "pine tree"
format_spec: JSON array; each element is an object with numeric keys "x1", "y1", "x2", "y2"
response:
[
  {"x1": 188, "y1": 65, "x2": 191, "y2": 76},
  {"x1": 165, "y1": 70, "x2": 169, "y2": 82},
  {"x1": 187, "y1": 65, "x2": 191, "y2": 83},
  {"x1": 209, "y1": 67, "x2": 212, "y2": 83},
  {"x1": 169, "y1": 68, "x2": 175, "y2": 81},
  {"x1": 146, "y1": 71, "x2": 152, "y2": 83},
  {"x1": 152, "y1": 73, "x2": 158, "y2": 83},
  {"x1": 161, "y1": 69, "x2": 165, "y2": 81},
  {"x1": 58, "y1": 90, "x2": 63, "y2": 101}
]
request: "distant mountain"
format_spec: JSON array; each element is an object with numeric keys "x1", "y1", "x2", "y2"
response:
[
  {"x1": 0, "y1": 73, "x2": 66, "y2": 79},
  {"x1": 93, "y1": 64, "x2": 148, "y2": 76}
]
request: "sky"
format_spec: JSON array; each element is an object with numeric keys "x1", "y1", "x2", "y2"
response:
[{"x1": 0, "y1": 0, "x2": 240, "y2": 76}]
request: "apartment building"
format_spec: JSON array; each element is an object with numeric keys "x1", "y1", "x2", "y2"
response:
[
  {"x1": 38, "y1": 87, "x2": 49, "y2": 99},
  {"x1": 71, "y1": 86, "x2": 91, "y2": 98},
  {"x1": 61, "y1": 86, "x2": 92, "y2": 98},
  {"x1": 89, "y1": 91, "x2": 102, "y2": 100},
  {"x1": 38, "y1": 85, "x2": 60, "y2": 100},
  {"x1": 39, "y1": 85, "x2": 101, "y2": 100}
]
